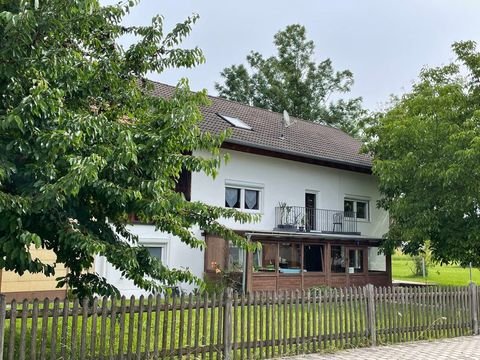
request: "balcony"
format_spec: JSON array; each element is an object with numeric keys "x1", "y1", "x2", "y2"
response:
[{"x1": 274, "y1": 206, "x2": 359, "y2": 235}]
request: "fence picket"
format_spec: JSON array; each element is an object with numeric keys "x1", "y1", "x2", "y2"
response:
[
  {"x1": 394, "y1": 286, "x2": 400, "y2": 342},
  {"x1": 144, "y1": 295, "x2": 153, "y2": 359},
  {"x1": 90, "y1": 297, "x2": 98, "y2": 358},
  {"x1": 433, "y1": 287, "x2": 440, "y2": 339},
  {"x1": 30, "y1": 299, "x2": 39, "y2": 360},
  {"x1": 152, "y1": 294, "x2": 161, "y2": 359},
  {"x1": 60, "y1": 298, "x2": 69, "y2": 360},
  {"x1": 19, "y1": 299, "x2": 28, "y2": 360},
  {"x1": 350, "y1": 287, "x2": 356, "y2": 346},
  {"x1": 176, "y1": 293, "x2": 185, "y2": 359},
  {"x1": 217, "y1": 290, "x2": 224, "y2": 360},
  {"x1": 7, "y1": 299, "x2": 17, "y2": 360},
  {"x1": 273, "y1": 290, "x2": 277, "y2": 354},
  {"x1": 259, "y1": 292, "x2": 264, "y2": 359},
  {"x1": 208, "y1": 292, "x2": 216, "y2": 360},
  {"x1": 302, "y1": 290, "x2": 307, "y2": 353},
  {"x1": 246, "y1": 292, "x2": 252, "y2": 360},
  {"x1": 0, "y1": 295, "x2": 5, "y2": 360},
  {"x1": 127, "y1": 295, "x2": 135, "y2": 359},
  {"x1": 265, "y1": 291, "x2": 270, "y2": 358},
  {"x1": 338, "y1": 288, "x2": 344, "y2": 348},
  {"x1": 79, "y1": 298, "x2": 88, "y2": 360},
  {"x1": 40, "y1": 298, "x2": 50, "y2": 360},
  {"x1": 241, "y1": 292, "x2": 246, "y2": 360},
  {"x1": 186, "y1": 293, "x2": 193, "y2": 359},
  {"x1": 287, "y1": 290, "x2": 293, "y2": 354},
  {"x1": 201, "y1": 292, "x2": 208, "y2": 360},
  {"x1": 471, "y1": 283, "x2": 479, "y2": 335},
  {"x1": 232, "y1": 292, "x2": 238, "y2": 360},
  {"x1": 99, "y1": 297, "x2": 108, "y2": 359},
  {"x1": 283, "y1": 290, "x2": 288, "y2": 354},
  {"x1": 50, "y1": 298, "x2": 60, "y2": 360},
  {"x1": 118, "y1": 296, "x2": 126, "y2": 360},
  {"x1": 193, "y1": 293, "x2": 200, "y2": 359},
  {"x1": 169, "y1": 293, "x2": 178, "y2": 360}
]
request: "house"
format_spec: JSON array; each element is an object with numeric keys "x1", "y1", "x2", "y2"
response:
[
  {"x1": 95, "y1": 82, "x2": 391, "y2": 296},
  {"x1": 0, "y1": 248, "x2": 67, "y2": 301},
  {"x1": 1, "y1": 82, "x2": 390, "y2": 300}
]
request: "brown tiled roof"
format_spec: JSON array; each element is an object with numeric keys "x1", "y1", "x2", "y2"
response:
[{"x1": 149, "y1": 81, "x2": 372, "y2": 172}]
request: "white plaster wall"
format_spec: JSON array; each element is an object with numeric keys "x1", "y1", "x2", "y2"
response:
[
  {"x1": 100, "y1": 148, "x2": 388, "y2": 296},
  {"x1": 95, "y1": 225, "x2": 204, "y2": 297},
  {"x1": 191, "y1": 149, "x2": 389, "y2": 238}
]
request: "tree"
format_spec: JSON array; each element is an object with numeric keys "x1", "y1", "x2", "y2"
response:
[
  {"x1": 364, "y1": 41, "x2": 480, "y2": 267},
  {"x1": 215, "y1": 24, "x2": 365, "y2": 136},
  {"x1": 0, "y1": 0, "x2": 254, "y2": 298}
]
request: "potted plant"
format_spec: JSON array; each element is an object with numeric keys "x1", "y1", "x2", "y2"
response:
[
  {"x1": 298, "y1": 215, "x2": 305, "y2": 232},
  {"x1": 277, "y1": 202, "x2": 297, "y2": 231}
]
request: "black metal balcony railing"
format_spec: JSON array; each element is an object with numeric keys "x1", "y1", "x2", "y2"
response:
[{"x1": 274, "y1": 206, "x2": 358, "y2": 234}]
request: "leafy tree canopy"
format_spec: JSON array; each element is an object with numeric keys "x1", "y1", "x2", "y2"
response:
[
  {"x1": 215, "y1": 24, "x2": 365, "y2": 136},
  {"x1": 364, "y1": 41, "x2": 480, "y2": 266},
  {"x1": 0, "y1": 0, "x2": 255, "y2": 298}
]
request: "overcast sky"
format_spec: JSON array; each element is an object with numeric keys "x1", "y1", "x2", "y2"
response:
[{"x1": 118, "y1": 1, "x2": 480, "y2": 111}]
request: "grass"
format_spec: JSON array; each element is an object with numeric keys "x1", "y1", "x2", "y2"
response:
[{"x1": 392, "y1": 252, "x2": 480, "y2": 285}]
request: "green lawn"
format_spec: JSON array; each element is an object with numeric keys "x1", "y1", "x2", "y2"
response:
[{"x1": 392, "y1": 252, "x2": 480, "y2": 285}]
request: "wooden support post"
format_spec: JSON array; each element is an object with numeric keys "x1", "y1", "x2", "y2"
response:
[
  {"x1": 365, "y1": 284, "x2": 377, "y2": 346},
  {"x1": 0, "y1": 294, "x2": 5, "y2": 360},
  {"x1": 223, "y1": 288, "x2": 233, "y2": 360},
  {"x1": 470, "y1": 282, "x2": 478, "y2": 335}
]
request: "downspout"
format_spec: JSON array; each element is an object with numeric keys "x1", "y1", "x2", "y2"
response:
[{"x1": 242, "y1": 234, "x2": 251, "y2": 294}]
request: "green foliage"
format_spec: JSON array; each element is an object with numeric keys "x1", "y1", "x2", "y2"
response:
[
  {"x1": 411, "y1": 255, "x2": 429, "y2": 277},
  {"x1": 215, "y1": 24, "x2": 366, "y2": 136},
  {"x1": 365, "y1": 41, "x2": 480, "y2": 267},
  {"x1": 0, "y1": 0, "x2": 256, "y2": 299}
]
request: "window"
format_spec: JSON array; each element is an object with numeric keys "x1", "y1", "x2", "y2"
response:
[
  {"x1": 225, "y1": 185, "x2": 261, "y2": 211},
  {"x1": 175, "y1": 168, "x2": 191, "y2": 201},
  {"x1": 253, "y1": 242, "x2": 325, "y2": 274},
  {"x1": 228, "y1": 243, "x2": 244, "y2": 272},
  {"x1": 368, "y1": 247, "x2": 387, "y2": 272},
  {"x1": 303, "y1": 245, "x2": 324, "y2": 272},
  {"x1": 331, "y1": 245, "x2": 346, "y2": 273},
  {"x1": 146, "y1": 246, "x2": 163, "y2": 262},
  {"x1": 253, "y1": 243, "x2": 277, "y2": 272},
  {"x1": 279, "y1": 243, "x2": 301, "y2": 274},
  {"x1": 225, "y1": 187, "x2": 241, "y2": 208},
  {"x1": 244, "y1": 189, "x2": 259, "y2": 210},
  {"x1": 348, "y1": 249, "x2": 364, "y2": 273},
  {"x1": 344, "y1": 199, "x2": 369, "y2": 220},
  {"x1": 217, "y1": 113, "x2": 253, "y2": 130}
]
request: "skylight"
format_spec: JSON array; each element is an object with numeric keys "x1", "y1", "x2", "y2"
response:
[{"x1": 217, "y1": 113, "x2": 252, "y2": 130}]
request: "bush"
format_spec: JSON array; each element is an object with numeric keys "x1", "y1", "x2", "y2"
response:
[{"x1": 412, "y1": 255, "x2": 429, "y2": 277}]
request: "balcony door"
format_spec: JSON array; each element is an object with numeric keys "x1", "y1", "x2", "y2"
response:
[{"x1": 305, "y1": 193, "x2": 316, "y2": 231}]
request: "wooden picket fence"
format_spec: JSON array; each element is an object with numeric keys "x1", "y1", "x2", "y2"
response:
[{"x1": 0, "y1": 284, "x2": 478, "y2": 359}]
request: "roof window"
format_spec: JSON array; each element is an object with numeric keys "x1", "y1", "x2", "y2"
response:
[{"x1": 217, "y1": 113, "x2": 252, "y2": 130}]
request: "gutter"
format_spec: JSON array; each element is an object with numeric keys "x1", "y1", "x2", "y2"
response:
[{"x1": 242, "y1": 230, "x2": 383, "y2": 242}]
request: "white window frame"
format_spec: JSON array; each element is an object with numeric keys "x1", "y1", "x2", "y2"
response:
[
  {"x1": 225, "y1": 180, "x2": 264, "y2": 213},
  {"x1": 344, "y1": 197, "x2": 370, "y2": 222},
  {"x1": 118, "y1": 238, "x2": 169, "y2": 281},
  {"x1": 141, "y1": 240, "x2": 169, "y2": 264}
]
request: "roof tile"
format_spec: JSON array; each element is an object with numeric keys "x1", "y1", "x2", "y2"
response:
[{"x1": 149, "y1": 81, "x2": 372, "y2": 170}]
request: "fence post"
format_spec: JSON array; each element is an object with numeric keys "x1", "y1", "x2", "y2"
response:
[
  {"x1": 470, "y1": 283, "x2": 478, "y2": 335},
  {"x1": 365, "y1": 284, "x2": 377, "y2": 346},
  {"x1": 0, "y1": 294, "x2": 5, "y2": 360},
  {"x1": 223, "y1": 288, "x2": 233, "y2": 360}
]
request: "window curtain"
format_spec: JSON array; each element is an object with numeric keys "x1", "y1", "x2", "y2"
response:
[
  {"x1": 226, "y1": 187, "x2": 239, "y2": 208},
  {"x1": 245, "y1": 190, "x2": 258, "y2": 209}
]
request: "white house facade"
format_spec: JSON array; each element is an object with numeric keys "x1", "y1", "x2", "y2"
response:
[{"x1": 95, "y1": 82, "x2": 391, "y2": 296}]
